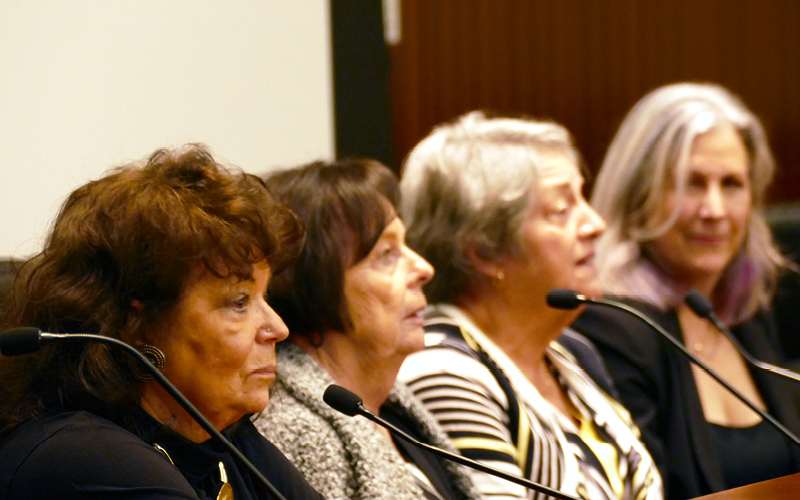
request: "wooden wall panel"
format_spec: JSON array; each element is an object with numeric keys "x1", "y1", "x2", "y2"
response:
[{"x1": 389, "y1": 0, "x2": 800, "y2": 202}]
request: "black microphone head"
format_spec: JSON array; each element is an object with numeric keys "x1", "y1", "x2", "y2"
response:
[
  {"x1": 0, "y1": 327, "x2": 43, "y2": 356},
  {"x1": 323, "y1": 384, "x2": 364, "y2": 417},
  {"x1": 546, "y1": 289, "x2": 584, "y2": 310},
  {"x1": 684, "y1": 290, "x2": 715, "y2": 318}
]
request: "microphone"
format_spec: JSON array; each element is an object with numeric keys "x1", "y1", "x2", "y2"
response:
[
  {"x1": 323, "y1": 384, "x2": 580, "y2": 500},
  {"x1": 0, "y1": 327, "x2": 287, "y2": 500},
  {"x1": 322, "y1": 384, "x2": 364, "y2": 416},
  {"x1": 546, "y1": 289, "x2": 800, "y2": 447},
  {"x1": 546, "y1": 289, "x2": 588, "y2": 310},
  {"x1": 0, "y1": 326, "x2": 43, "y2": 356},
  {"x1": 684, "y1": 290, "x2": 800, "y2": 384}
]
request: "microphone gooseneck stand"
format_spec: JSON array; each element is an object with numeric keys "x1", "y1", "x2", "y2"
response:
[
  {"x1": 546, "y1": 289, "x2": 800, "y2": 448},
  {"x1": 0, "y1": 327, "x2": 288, "y2": 500},
  {"x1": 323, "y1": 384, "x2": 581, "y2": 500},
  {"x1": 684, "y1": 289, "x2": 800, "y2": 384}
]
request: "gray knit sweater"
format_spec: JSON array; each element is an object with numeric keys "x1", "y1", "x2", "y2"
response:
[{"x1": 252, "y1": 342, "x2": 479, "y2": 500}]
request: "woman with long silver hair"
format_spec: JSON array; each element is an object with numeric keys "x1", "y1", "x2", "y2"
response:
[{"x1": 573, "y1": 82, "x2": 800, "y2": 499}]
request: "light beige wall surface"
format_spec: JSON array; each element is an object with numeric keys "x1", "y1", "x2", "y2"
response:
[{"x1": 0, "y1": 0, "x2": 334, "y2": 258}]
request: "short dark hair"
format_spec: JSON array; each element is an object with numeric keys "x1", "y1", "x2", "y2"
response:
[
  {"x1": 264, "y1": 159, "x2": 399, "y2": 338},
  {"x1": 0, "y1": 144, "x2": 304, "y2": 430}
]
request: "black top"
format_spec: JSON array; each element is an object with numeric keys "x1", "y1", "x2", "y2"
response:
[
  {"x1": 381, "y1": 405, "x2": 460, "y2": 500},
  {"x1": 709, "y1": 420, "x2": 794, "y2": 489},
  {"x1": 571, "y1": 301, "x2": 800, "y2": 500},
  {"x1": 0, "y1": 410, "x2": 324, "y2": 500}
]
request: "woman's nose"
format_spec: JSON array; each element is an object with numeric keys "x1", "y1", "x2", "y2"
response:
[
  {"x1": 699, "y1": 184, "x2": 726, "y2": 218},
  {"x1": 407, "y1": 246, "x2": 434, "y2": 286},
  {"x1": 579, "y1": 201, "x2": 607, "y2": 238},
  {"x1": 257, "y1": 298, "x2": 290, "y2": 342}
]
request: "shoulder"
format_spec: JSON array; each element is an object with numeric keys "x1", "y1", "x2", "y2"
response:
[
  {"x1": 571, "y1": 300, "x2": 675, "y2": 367},
  {"x1": 734, "y1": 309, "x2": 781, "y2": 353},
  {"x1": 398, "y1": 336, "x2": 508, "y2": 411},
  {"x1": 253, "y1": 379, "x2": 344, "y2": 459},
  {"x1": 399, "y1": 339, "x2": 487, "y2": 381},
  {"x1": 252, "y1": 379, "x2": 353, "y2": 499},
  {"x1": 255, "y1": 380, "x2": 415, "y2": 500},
  {"x1": 399, "y1": 307, "x2": 501, "y2": 390},
  {"x1": 0, "y1": 411, "x2": 196, "y2": 499},
  {"x1": 555, "y1": 329, "x2": 620, "y2": 399},
  {"x1": 230, "y1": 419, "x2": 325, "y2": 500},
  {"x1": 384, "y1": 384, "x2": 480, "y2": 500},
  {"x1": 387, "y1": 382, "x2": 459, "y2": 452}
]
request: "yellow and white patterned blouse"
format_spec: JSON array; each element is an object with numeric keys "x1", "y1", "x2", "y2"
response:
[{"x1": 398, "y1": 304, "x2": 663, "y2": 500}]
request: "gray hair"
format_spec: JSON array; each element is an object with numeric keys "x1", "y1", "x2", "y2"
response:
[
  {"x1": 400, "y1": 111, "x2": 578, "y2": 303},
  {"x1": 591, "y1": 82, "x2": 787, "y2": 324}
]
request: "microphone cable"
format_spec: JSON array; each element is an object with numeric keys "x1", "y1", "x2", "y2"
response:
[
  {"x1": 323, "y1": 384, "x2": 581, "y2": 500},
  {"x1": 0, "y1": 327, "x2": 288, "y2": 500},
  {"x1": 684, "y1": 290, "x2": 800, "y2": 384},
  {"x1": 546, "y1": 289, "x2": 800, "y2": 447}
]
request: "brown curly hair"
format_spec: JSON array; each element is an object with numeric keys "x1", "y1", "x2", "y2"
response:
[{"x1": 0, "y1": 144, "x2": 304, "y2": 430}]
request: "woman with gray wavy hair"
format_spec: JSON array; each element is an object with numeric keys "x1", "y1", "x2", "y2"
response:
[
  {"x1": 398, "y1": 111, "x2": 663, "y2": 500},
  {"x1": 572, "y1": 82, "x2": 800, "y2": 499}
]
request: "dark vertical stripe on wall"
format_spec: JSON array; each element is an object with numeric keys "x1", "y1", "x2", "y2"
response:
[{"x1": 331, "y1": 0, "x2": 393, "y2": 169}]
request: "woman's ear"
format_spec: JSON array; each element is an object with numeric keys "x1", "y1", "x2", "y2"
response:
[
  {"x1": 121, "y1": 300, "x2": 145, "y2": 344},
  {"x1": 464, "y1": 241, "x2": 506, "y2": 280}
]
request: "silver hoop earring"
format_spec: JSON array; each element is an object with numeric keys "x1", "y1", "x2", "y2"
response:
[{"x1": 131, "y1": 344, "x2": 166, "y2": 382}]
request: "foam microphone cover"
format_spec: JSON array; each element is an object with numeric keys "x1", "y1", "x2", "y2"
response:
[
  {"x1": 0, "y1": 327, "x2": 43, "y2": 356},
  {"x1": 546, "y1": 289, "x2": 583, "y2": 310},
  {"x1": 323, "y1": 384, "x2": 364, "y2": 417},
  {"x1": 684, "y1": 290, "x2": 715, "y2": 318}
]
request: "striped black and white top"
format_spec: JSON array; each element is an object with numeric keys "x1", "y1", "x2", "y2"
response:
[{"x1": 398, "y1": 304, "x2": 663, "y2": 500}]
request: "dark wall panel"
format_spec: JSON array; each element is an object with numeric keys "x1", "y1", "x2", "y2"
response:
[
  {"x1": 331, "y1": 1, "x2": 393, "y2": 166},
  {"x1": 390, "y1": 0, "x2": 800, "y2": 202}
]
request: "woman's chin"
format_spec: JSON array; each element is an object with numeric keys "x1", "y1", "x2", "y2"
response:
[
  {"x1": 237, "y1": 392, "x2": 272, "y2": 418},
  {"x1": 573, "y1": 277, "x2": 605, "y2": 299},
  {"x1": 397, "y1": 329, "x2": 427, "y2": 357}
]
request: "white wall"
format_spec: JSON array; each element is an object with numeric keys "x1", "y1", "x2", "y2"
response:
[{"x1": 0, "y1": 0, "x2": 334, "y2": 258}]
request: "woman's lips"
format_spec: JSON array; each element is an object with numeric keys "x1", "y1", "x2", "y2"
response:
[
  {"x1": 405, "y1": 307, "x2": 426, "y2": 325},
  {"x1": 576, "y1": 252, "x2": 595, "y2": 266},
  {"x1": 689, "y1": 234, "x2": 728, "y2": 245},
  {"x1": 250, "y1": 366, "x2": 277, "y2": 378}
]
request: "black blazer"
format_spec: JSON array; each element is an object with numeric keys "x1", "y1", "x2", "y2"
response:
[{"x1": 571, "y1": 301, "x2": 800, "y2": 500}]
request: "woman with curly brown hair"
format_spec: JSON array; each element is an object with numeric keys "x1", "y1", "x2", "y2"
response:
[{"x1": 0, "y1": 145, "x2": 322, "y2": 500}]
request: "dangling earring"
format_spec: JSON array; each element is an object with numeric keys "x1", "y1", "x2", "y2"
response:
[
  {"x1": 131, "y1": 344, "x2": 167, "y2": 381},
  {"x1": 309, "y1": 331, "x2": 325, "y2": 348}
]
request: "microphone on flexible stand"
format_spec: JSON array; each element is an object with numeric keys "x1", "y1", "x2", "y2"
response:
[
  {"x1": 684, "y1": 290, "x2": 800, "y2": 384},
  {"x1": 545, "y1": 289, "x2": 800, "y2": 447},
  {"x1": 322, "y1": 384, "x2": 580, "y2": 500},
  {"x1": 0, "y1": 327, "x2": 288, "y2": 500}
]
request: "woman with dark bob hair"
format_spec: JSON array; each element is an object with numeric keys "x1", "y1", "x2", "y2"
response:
[
  {"x1": 0, "y1": 144, "x2": 323, "y2": 500},
  {"x1": 252, "y1": 159, "x2": 480, "y2": 500}
]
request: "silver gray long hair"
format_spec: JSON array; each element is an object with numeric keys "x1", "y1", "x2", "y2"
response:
[
  {"x1": 400, "y1": 111, "x2": 578, "y2": 303},
  {"x1": 591, "y1": 82, "x2": 787, "y2": 324}
]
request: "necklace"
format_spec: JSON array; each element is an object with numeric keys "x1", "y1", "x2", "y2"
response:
[
  {"x1": 680, "y1": 304, "x2": 725, "y2": 360},
  {"x1": 689, "y1": 330, "x2": 724, "y2": 359}
]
